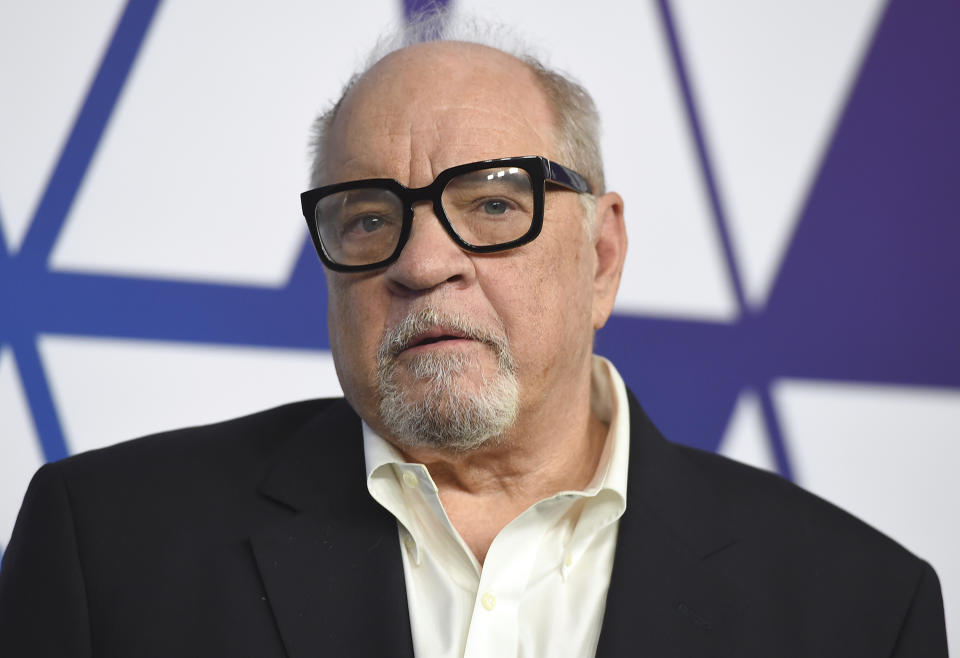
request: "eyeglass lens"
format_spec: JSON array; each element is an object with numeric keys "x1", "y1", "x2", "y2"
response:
[{"x1": 314, "y1": 166, "x2": 535, "y2": 267}]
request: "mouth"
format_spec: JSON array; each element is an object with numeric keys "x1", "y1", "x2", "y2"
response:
[
  {"x1": 402, "y1": 327, "x2": 474, "y2": 353},
  {"x1": 377, "y1": 308, "x2": 516, "y2": 375}
]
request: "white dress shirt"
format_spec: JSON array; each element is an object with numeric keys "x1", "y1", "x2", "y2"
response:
[{"x1": 363, "y1": 356, "x2": 630, "y2": 658}]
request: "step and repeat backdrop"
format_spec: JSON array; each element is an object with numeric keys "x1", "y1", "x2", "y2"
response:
[{"x1": 1, "y1": 0, "x2": 957, "y2": 645}]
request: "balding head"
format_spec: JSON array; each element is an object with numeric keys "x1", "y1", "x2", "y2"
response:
[
  {"x1": 310, "y1": 36, "x2": 604, "y2": 194},
  {"x1": 323, "y1": 41, "x2": 558, "y2": 190}
]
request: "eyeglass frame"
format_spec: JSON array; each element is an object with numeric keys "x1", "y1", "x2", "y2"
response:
[{"x1": 300, "y1": 155, "x2": 593, "y2": 272}]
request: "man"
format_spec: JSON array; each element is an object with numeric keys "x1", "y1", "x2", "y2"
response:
[{"x1": 0, "y1": 23, "x2": 948, "y2": 658}]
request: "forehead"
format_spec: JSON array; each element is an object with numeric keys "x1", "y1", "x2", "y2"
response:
[{"x1": 326, "y1": 42, "x2": 559, "y2": 185}]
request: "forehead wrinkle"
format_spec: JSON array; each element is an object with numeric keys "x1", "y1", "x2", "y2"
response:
[
  {"x1": 359, "y1": 100, "x2": 552, "y2": 140},
  {"x1": 397, "y1": 107, "x2": 553, "y2": 153}
]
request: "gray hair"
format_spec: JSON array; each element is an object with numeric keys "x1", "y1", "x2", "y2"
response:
[
  {"x1": 376, "y1": 307, "x2": 519, "y2": 452},
  {"x1": 308, "y1": 9, "x2": 606, "y2": 200}
]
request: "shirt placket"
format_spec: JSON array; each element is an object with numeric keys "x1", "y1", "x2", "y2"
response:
[{"x1": 461, "y1": 497, "x2": 574, "y2": 658}]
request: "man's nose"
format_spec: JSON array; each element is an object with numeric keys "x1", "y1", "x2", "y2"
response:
[{"x1": 384, "y1": 201, "x2": 475, "y2": 294}]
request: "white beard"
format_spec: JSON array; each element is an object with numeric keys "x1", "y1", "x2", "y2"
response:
[{"x1": 377, "y1": 308, "x2": 519, "y2": 452}]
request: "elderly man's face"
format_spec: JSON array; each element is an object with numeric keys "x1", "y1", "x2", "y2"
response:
[{"x1": 323, "y1": 42, "x2": 620, "y2": 450}]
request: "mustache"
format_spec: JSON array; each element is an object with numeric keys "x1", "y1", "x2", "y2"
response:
[{"x1": 376, "y1": 307, "x2": 514, "y2": 369}]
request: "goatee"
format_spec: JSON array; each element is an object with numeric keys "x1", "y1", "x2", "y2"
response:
[{"x1": 376, "y1": 308, "x2": 519, "y2": 452}]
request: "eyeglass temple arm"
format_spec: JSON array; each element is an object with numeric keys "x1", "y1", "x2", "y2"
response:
[{"x1": 544, "y1": 159, "x2": 593, "y2": 195}]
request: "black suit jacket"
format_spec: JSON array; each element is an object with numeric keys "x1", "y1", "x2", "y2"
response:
[{"x1": 0, "y1": 393, "x2": 948, "y2": 656}]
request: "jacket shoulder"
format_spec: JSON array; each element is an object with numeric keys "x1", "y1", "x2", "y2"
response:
[
  {"x1": 40, "y1": 398, "x2": 356, "y2": 518},
  {"x1": 667, "y1": 440, "x2": 943, "y2": 632},
  {"x1": 620, "y1": 395, "x2": 949, "y2": 658},
  {"x1": 677, "y1": 442, "x2": 917, "y2": 561},
  {"x1": 55, "y1": 398, "x2": 344, "y2": 475}
]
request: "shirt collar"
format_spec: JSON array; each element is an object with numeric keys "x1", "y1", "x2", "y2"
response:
[
  {"x1": 363, "y1": 416, "x2": 406, "y2": 481},
  {"x1": 586, "y1": 355, "x2": 630, "y2": 502}
]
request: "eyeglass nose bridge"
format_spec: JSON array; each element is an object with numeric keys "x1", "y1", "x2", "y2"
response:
[{"x1": 394, "y1": 177, "x2": 474, "y2": 256}]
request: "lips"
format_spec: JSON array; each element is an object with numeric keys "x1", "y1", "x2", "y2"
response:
[
  {"x1": 403, "y1": 326, "x2": 472, "y2": 351},
  {"x1": 377, "y1": 308, "x2": 511, "y2": 368}
]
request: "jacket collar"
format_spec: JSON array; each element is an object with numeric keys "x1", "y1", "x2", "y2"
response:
[
  {"x1": 596, "y1": 390, "x2": 743, "y2": 657},
  {"x1": 251, "y1": 399, "x2": 414, "y2": 658}
]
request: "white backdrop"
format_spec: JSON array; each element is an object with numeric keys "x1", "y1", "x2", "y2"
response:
[{"x1": 1, "y1": 0, "x2": 956, "y2": 647}]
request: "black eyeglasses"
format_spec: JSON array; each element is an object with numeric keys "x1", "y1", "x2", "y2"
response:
[{"x1": 300, "y1": 156, "x2": 592, "y2": 272}]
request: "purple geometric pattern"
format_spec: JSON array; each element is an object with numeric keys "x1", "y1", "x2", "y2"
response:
[
  {"x1": 1, "y1": 0, "x2": 957, "y2": 545},
  {"x1": 599, "y1": 0, "x2": 960, "y2": 469}
]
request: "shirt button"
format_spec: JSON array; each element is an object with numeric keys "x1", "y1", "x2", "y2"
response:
[
  {"x1": 565, "y1": 554, "x2": 574, "y2": 567},
  {"x1": 402, "y1": 471, "x2": 419, "y2": 488},
  {"x1": 481, "y1": 592, "x2": 497, "y2": 611}
]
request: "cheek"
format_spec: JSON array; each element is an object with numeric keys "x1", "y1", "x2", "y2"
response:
[
  {"x1": 531, "y1": 224, "x2": 594, "y2": 312},
  {"x1": 490, "y1": 233, "x2": 593, "y2": 361},
  {"x1": 534, "y1": 226, "x2": 597, "y2": 354},
  {"x1": 326, "y1": 278, "x2": 386, "y2": 396},
  {"x1": 328, "y1": 277, "x2": 382, "y2": 337}
]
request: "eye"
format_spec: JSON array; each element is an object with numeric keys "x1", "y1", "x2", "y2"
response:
[
  {"x1": 341, "y1": 212, "x2": 393, "y2": 238},
  {"x1": 482, "y1": 199, "x2": 509, "y2": 215},
  {"x1": 358, "y1": 214, "x2": 386, "y2": 233}
]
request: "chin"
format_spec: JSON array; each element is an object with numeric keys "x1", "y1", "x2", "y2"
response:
[{"x1": 377, "y1": 351, "x2": 519, "y2": 452}]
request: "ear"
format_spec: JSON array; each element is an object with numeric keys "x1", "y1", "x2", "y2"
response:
[{"x1": 591, "y1": 191, "x2": 627, "y2": 330}]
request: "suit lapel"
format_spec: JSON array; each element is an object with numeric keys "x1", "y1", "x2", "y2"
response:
[
  {"x1": 596, "y1": 393, "x2": 744, "y2": 657},
  {"x1": 250, "y1": 400, "x2": 414, "y2": 658}
]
